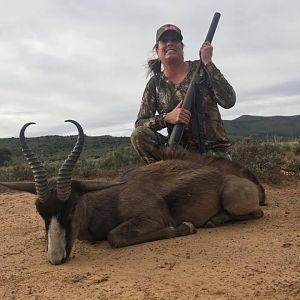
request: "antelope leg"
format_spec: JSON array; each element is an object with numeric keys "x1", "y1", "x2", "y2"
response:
[{"x1": 107, "y1": 217, "x2": 196, "y2": 248}]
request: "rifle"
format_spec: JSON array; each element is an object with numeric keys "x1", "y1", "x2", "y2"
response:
[{"x1": 168, "y1": 12, "x2": 221, "y2": 152}]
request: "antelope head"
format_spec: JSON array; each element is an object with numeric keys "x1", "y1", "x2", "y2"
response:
[
  {"x1": 0, "y1": 120, "x2": 123, "y2": 265},
  {"x1": 1, "y1": 120, "x2": 84, "y2": 265},
  {"x1": 26, "y1": 120, "x2": 84, "y2": 264}
]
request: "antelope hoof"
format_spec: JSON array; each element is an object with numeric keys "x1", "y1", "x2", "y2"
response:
[
  {"x1": 182, "y1": 221, "x2": 196, "y2": 234},
  {"x1": 204, "y1": 220, "x2": 217, "y2": 228}
]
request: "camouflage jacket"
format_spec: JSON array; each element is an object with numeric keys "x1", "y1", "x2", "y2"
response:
[{"x1": 134, "y1": 60, "x2": 236, "y2": 150}]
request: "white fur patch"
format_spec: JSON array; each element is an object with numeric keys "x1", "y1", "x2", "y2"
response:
[{"x1": 47, "y1": 217, "x2": 66, "y2": 265}]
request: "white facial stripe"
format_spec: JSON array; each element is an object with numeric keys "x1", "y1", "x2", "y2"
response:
[{"x1": 47, "y1": 217, "x2": 67, "y2": 265}]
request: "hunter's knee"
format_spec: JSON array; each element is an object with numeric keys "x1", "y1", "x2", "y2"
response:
[{"x1": 131, "y1": 126, "x2": 153, "y2": 146}]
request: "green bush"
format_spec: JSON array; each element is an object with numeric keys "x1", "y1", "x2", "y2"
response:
[
  {"x1": 1, "y1": 138, "x2": 299, "y2": 183},
  {"x1": 0, "y1": 146, "x2": 143, "y2": 182},
  {"x1": 74, "y1": 146, "x2": 143, "y2": 178},
  {"x1": 285, "y1": 158, "x2": 300, "y2": 176},
  {"x1": 280, "y1": 144, "x2": 291, "y2": 153},
  {"x1": 0, "y1": 148, "x2": 12, "y2": 166},
  {"x1": 293, "y1": 142, "x2": 300, "y2": 156},
  {"x1": 231, "y1": 138, "x2": 285, "y2": 182},
  {"x1": 0, "y1": 164, "x2": 33, "y2": 181}
]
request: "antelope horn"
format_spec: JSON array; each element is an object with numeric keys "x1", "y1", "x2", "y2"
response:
[
  {"x1": 57, "y1": 120, "x2": 84, "y2": 201},
  {"x1": 19, "y1": 122, "x2": 49, "y2": 202}
]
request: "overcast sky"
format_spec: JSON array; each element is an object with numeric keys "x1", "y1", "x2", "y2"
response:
[{"x1": 1, "y1": 0, "x2": 299, "y2": 137}]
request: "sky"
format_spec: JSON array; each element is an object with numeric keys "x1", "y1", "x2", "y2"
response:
[{"x1": 1, "y1": 0, "x2": 299, "y2": 137}]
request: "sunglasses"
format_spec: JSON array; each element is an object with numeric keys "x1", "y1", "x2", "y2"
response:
[{"x1": 159, "y1": 37, "x2": 181, "y2": 43}]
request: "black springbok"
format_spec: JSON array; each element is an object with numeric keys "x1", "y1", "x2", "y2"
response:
[{"x1": 0, "y1": 121, "x2": 265, "y2": 265}]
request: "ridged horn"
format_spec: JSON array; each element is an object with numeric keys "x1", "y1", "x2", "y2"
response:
[
  {"x1": 57, "y1": 120, "x2": 84, "y2": 201},
  {"x1": 19, "y1": 122, "x2": 49, "y2": 202}
]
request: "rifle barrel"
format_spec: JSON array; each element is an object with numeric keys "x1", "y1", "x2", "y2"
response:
[{"x1": 168, "y1": 12, "x2": 221, "y2": 146}]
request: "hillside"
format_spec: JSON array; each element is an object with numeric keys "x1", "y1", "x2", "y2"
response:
[
  {"x1": 223, "y1": 115, "x2": 300, "y2": 138},
  {"x1": 0, "y1": 135, "x2": 132, "y2": 164},
  {"x1": 0, "y1": 115, "x2": 299, "y2": 164}
]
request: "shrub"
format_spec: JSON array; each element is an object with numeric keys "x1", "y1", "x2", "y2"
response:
[
  {"x1": 0, "y1": 148, "x2": 12, "y2": 166},
  {"x1": 0, "y1": 146, "x2": 143, "y2": 181},
  {"x1": 293, "y1": 142, "x2": 300, "y2": 156},
  {"x1": 73, "y1": 146, "x2": 143, "y2": 178},
  {"x1": 2, "y1": 138, "x2": 297, "y2": 183},
  {"x1": 285, "y1": 158, "x2": 300, "y2": 176},
  {"x1": 0, "y1": 164, "x2": 33, "y2": 181},
  {"x1": 231, "y1": 138, "x2": 285, "y2": 182},
  {"x1": 280, "y1": 144, "x2": 291, "y2": 153}
]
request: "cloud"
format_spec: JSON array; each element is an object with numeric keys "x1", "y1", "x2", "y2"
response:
[{"x1": 0, "y1": 0, "x2": 299, "y2": 138}]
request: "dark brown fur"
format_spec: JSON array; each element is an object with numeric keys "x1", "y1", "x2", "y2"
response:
[{"x1": 0, "y1": 148, "x2": 265, "y2": 264}]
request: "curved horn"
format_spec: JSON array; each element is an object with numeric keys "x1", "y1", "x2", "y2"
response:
[
  {"x1": 57, "y1": 120, "x2": 84, "y2": 201},
  {"x1": 19, "y1": 122, "x2": 49, "y2": 202}
]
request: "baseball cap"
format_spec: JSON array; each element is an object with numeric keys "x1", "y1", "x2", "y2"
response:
[{"x1": 156, "y1": 24, "x2": 183, "y2": 43}]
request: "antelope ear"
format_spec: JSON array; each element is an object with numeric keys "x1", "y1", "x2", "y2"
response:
[
  {"x1": 71, "y1": 179, "x2": 125, "y2": 193},
  {"x1": 0, "y1": 182, "x2": 37, "y2": 194}
]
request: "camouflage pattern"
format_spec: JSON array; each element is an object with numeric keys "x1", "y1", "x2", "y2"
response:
[
  {"x1": 131, "y1": 127, "x2": 168, "y2": 164},
  {"x1": 132, "y1": 60, "x2": 235, "y2": 163},
  {"x1": 131, "y1": 126, "x2": 231, "y2": 164}
]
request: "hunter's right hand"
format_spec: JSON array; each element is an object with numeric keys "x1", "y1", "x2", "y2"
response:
[{"x1": 164, "y1": 100, "x2": 191, "y2": 127}]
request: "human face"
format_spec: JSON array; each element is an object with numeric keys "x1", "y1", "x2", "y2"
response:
[{"x1": 156, "y1": 33, "x2": 183, "y2": 63}]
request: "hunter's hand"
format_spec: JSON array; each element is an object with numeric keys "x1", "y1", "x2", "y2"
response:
[
  {"x1": 199, "y1": 41, "x2": 213, "y2": 65},
  {"x1": 165, "y1": 100, "x2": 191, "y2": 127}
]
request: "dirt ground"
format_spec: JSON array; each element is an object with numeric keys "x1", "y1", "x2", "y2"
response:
[{"x1": 0, "y1": 180, "x2": 299, "y2": 300}]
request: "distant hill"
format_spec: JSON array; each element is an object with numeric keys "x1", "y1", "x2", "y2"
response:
[
  {"x1": 0, "y1": 115, "x2": 299, "y2": 164},
  {"x1": 223, "y1": 115, "x2": 300, "y2": 138},
  {"x1": 0, "y1": 135, "x2": 132, "y2": 164}
]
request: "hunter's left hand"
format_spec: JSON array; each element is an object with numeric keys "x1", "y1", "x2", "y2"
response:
[{"x1": 199, "y1": 41, "x2": 213, "y2": 65}]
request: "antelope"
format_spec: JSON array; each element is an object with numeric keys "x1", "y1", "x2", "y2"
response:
[{"x1": 0, "y1": 120, "x2": 265, "y2": 265}]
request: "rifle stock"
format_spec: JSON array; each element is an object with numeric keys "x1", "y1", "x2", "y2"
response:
[{"x1": 168, "y1": 12, "x2": 221, "y2": 147}]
